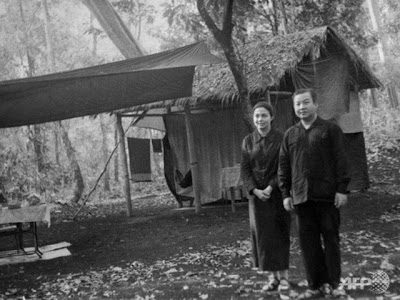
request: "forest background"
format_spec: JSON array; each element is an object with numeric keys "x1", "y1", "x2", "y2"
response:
[{"x1": 0, "y1": 0, "x2": 399, "y2": 207}]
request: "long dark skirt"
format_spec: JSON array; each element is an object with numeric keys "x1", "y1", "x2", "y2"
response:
[{"x1": 249, "y1": 192, "x2": 291, "y2": 271}]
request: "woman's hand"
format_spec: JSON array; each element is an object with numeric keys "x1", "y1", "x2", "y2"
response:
[
  {"x1": 263, "y1": 185, "x2": 273, "y2": 197},
  {"x1": 253, "y1": 188, "x2": 270, "y2": 201}
]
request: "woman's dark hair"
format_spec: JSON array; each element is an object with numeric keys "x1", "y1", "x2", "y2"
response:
[
  {"x1": 292, "y1": 88, "x2": 317, "y2": 103},
  {"x1": 252, "y1": 101, "x2": 274, "y2": 118}
]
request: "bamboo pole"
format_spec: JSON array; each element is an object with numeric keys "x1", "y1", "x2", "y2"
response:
[
  {"x1": 116, "y1": 113, "x2": 132, "y2": 217},
  {"x1": 184, "y1": 107, "x2": 201, "y2": 213}
]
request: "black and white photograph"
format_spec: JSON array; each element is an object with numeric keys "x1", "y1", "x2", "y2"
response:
[{"x1": 0, "y1": 0, "x2": 399, "y2": 299}]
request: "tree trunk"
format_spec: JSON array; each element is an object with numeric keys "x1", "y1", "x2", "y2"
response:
[
  {"x1": 368, "y1": 89, "x2": 378, "y2": 108},
  {"x1": 270, "y1": 0, "x2": 279, "y2": 36},
  {"x1": 137, "y1": 15, "x2": 142, "y2": 41},
  {"x1": 366, "y1": 0, "x2": 398, "y2": 108},
  {"x1": 54, "y1": 124, "x2": 60, "y2": 165},
  {"x1": 18, "y1": 0, "x2": 35, "y2": 76},
  {"x1": 223, "y1": 42, "x2": 253, "y2": 129},
  {"x1": 366, "y1": 0, "x2": 385, "y2": 63},
  {"x1": 18, "y1": 0, "x2": 45, "y2": 173},
  {"x1": 43, "y1": 0, "x2": 85, "y2": 199},
  {"x1": 196, "y1": 0, "x2": 252, "y2": 130},
  {"x1": 59, "y1": 122, "x2": 84, "y2": 203},
  {"x1": 100, "y1": 115, "x2": 111, "y2": 192},
  {"x1": 289, "y1": 0, "x2": 296, "y2": 31},
  {"x1": 387, "y1": 84, "x2": 399, "y2": 108},
  {"x1": 42, "y1": 0, "x2": 56, "y2": 70},
  {"x1": 90, "y1": 13, "x2": 98, "y2": 56},
  {"x1": 42, "y1": 0, "x2": 61, "y2": 165},
  {"x1": 27, "y1": 125, "x2": 45, "y2": 173},
  {"x1": 278, "y1": 0, "x2": 289, "y2": 34},
  {"x1": 81, "y1": 0, "x2": 143, "y2": 58}
]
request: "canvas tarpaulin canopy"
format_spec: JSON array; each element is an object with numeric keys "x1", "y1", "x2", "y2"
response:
[{"x1": 0, "y1": 42, "x2": 222, "y2": 128}]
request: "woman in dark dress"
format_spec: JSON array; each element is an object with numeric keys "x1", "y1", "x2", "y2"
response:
[{"x1": 241, "y1": 102, "x2": 291, "y2": 291}]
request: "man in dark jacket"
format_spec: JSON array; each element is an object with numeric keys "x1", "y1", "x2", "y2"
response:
[{"x1": 278, "y1": 88, "x2": 350, "y2": 298}]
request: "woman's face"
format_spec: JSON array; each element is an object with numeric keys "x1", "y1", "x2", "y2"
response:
[{"x1": 253, "y1": 107, "x2": 273, "y2": 132}]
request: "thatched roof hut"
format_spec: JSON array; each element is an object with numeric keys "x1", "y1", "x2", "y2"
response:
[{"x1": 130, "y1": 26, "x2": 380, "y2": 112}]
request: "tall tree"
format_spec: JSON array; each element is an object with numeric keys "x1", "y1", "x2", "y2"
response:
[
  {"x1": 379, "y1": 0, "x2": 400, "y2": 85},
  {"x1": 42, "y1": 0, "x2": 60, "y2": 165},
  {"x1": 278, "y1": 0, "x2": 289, "y2": 34},
  {"x1": 366, "y1": 0, "x2": 398, "y2": 107},
  {"x1": 18, "y1": 0, "x2": 46, "y2": 174},
  {"x1": 196, "y1": 0, "x2": 252, "y2": 127},
  {"x1": 42, "y1": 0, "x2": 85, "y2": 200},
  {"x1": 87, "y1": 12, "x2": 111, "y2": 192},
  {"x1": 59, "y1": 122, "x2": 84, "y2": 203}
]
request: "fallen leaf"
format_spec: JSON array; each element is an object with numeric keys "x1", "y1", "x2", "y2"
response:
[
  {"x1": 380, "y1": 259, "x2": 395, "y2": 271},
  {"x1": 297, "y1": 279, "x2": 308, "y2": 287}
]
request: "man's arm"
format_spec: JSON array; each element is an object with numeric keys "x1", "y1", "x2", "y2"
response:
[
  {"x1": 330, "y1": 124, "x2": 350, "y2": 207},
  {"x1": 278, "y1": 132, "x2": 292, "y2": 200},
  {"x1": 330, "y1": 124, "x2": 350, "y2": 194}
]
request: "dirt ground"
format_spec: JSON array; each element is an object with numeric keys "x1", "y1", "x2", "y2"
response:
[{"x1": 0, "y1": 150, "x2": 399, "y2": 300}]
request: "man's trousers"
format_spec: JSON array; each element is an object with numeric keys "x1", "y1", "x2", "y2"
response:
[{"x1": 295, "y1": 200, "x2": 341, "y2": 289}]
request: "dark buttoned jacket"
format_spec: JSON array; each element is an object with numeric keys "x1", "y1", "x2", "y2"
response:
[
  {"x1": 241, "y1": 129, "x2": 283, "y2": 194},
  {"x1": 278, "y1": 117, "x2": 350, "y2": 205}
]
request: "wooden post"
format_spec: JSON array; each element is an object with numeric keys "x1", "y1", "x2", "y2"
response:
[
  {"x1": 184, "y1": 107, "x2": 201, "y2": 213},
  {"x1": 116, "y1": 113, "x2": 132, "y2": 217},
  {"x1": 265, "y1": 90, "x2": 271, "y2": 104},
  {"x1": 229, "y1": 187, "x2": 236, "y2": 213}
]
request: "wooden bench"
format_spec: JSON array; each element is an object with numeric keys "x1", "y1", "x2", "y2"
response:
[{"x1": 0, "y1": 223, "x2": 43, "y2": 257}]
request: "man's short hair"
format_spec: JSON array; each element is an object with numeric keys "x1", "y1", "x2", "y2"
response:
[
  {"x1": 252, "y1": 101, "x2": 275, "y2": 118},
  {"x1": 292, "y1": 88, "x2": 317, "y2": 103}
]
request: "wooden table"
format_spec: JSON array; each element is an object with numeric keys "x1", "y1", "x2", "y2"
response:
[{"x1": 0, "y1": 204, "x2": 50, "y2": 257}]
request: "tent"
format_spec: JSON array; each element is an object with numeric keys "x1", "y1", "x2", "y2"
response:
[
  {"x1": 0, "y1": 42, "x2": 222, "y2": 128},
  {"x1": 125, "y1": 26, "x2": 381, "y2": 206}
]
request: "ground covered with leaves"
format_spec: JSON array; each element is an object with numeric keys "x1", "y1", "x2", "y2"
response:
[{"x1": 0, "y1": 150, "x2": 399, "y2": 300}]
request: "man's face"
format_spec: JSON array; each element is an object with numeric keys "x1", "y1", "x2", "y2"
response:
[{"x1": 293, "y1": 92, "x2": 318, "y2": 121}]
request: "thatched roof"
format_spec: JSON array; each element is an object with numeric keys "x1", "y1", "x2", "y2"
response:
[{"x1": 131, "y1": 26, "x2": 381, "y2": 112}]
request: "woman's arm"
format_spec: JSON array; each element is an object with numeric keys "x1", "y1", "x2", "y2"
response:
[{"x1": 240, "y1": 137, "x2": 257, "y2": 195}]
